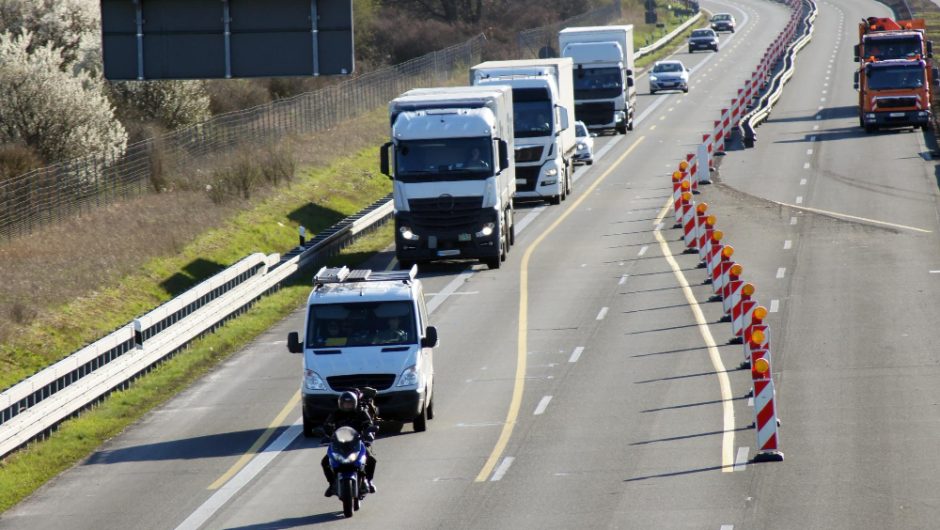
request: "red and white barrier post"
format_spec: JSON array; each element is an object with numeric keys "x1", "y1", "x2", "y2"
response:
[{"x1": 751, "y1": 342, "x2": 784, "y2": 462}]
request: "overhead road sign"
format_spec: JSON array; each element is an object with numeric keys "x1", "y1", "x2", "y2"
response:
[{"x1": 102, "y1": 0, "x2": 354, "y2": 80}]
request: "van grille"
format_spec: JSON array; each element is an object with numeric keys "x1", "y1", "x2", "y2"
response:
[{"x1": 328, "y1": 374, "x2": 397, "y2": 391}]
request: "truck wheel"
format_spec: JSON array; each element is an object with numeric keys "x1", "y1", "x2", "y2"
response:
[
  {"x1": 500, "y1": 233, "x2": 507, "y2": 262},
  {"x1": 921, "y1": 123, "x2": 929, "y2": 131},
  {"x1": 427, "y1": 395, "x2": 434, "y2": 419},
  {"x1": 302, "y1": 416, "x2": 315, "y2": 438},
  {"x1": 616, "y1": 124, "x2": 627, "y2": 135},
  {"x1": 508, "y1": 211, "x2": 516, "y2": 246},
  {"x1": 627, "y1": 118, "x2": 634, "y2": 131},
  {"x1": 398, "y1": 259, "x2": 414, "y2": 270}
]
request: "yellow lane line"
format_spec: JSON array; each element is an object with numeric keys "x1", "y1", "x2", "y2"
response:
[
  {"x1": 770, "y1": 201, "x2": 933, "y2": 233},
  {"x1": 208, "y1": 390, "x2": 302, "y2": 490},
  {"x1": 474, "y1": 136, "x2": 647, "y2": 482},
  {"x1": 652, "y1": 202, "x2": 735, "y2": 471}
]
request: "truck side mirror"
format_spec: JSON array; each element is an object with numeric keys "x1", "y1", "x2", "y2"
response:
[
  {"x1": 498, "y1": 140, "x2": 510, "y2": 169},
  {"x1": 928, "y1": 41, "x2": 934, "y2": 58},
  {"x1": 625, "y1": 68, "x2": 633, "y2": 76},
  {"x1": 287, "y1": 331, "x2": 302, "y2": 353},
  {"x1": 853, "y1": 44, "x2": 860, "y2": 62},
  {"x1": 932, "y1": 67, "x2": 940, "y2": 86},
  {"x1": 421, "y1": 326, "x2": 439, "y2": 348},
  {"x1": 853, "y1": 70, "x2": 860, "y2": 90},
  {"x1": 556, "y1": 105, "x2": 570, "y2": 132},
  {"x1": 627, "y1": 76, "x2": 634, "y2": 88},
  {"x1": 380, "y1": 142, "x2": 392, "y2": 178}
]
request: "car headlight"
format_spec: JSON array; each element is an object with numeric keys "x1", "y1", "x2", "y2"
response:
[
  {"x1": 399, "y1": 225, "x2": 419, "y2": 241},
  {"x1": 397, "y1": 365, "x2": 419, "y2": 387},
  {"x1": 650, "y1": 75, "x2": 658, "y2": 81},
  {"x1": 577, "y1": 142, "x2": 586, "y2": 150},
  {"x1": 304, "y1": 369, "x2": 327, "y2": 391}
]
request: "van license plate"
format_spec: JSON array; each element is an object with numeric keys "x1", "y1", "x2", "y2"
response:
[
  {"x1": 458, "y1": 233, "x2": 471, "y2": 241},
  {"x1": 889, "y1": 112, "x2": 905, "y2": 117},
  {"x1": 437, "y1": 249, "x2": 460, "y2": 257}
]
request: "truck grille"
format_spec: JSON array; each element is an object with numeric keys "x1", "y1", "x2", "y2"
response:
[
  {"x1": 409, "y1": 195, "x2": 484, "y2": 231},
  {"x1": 575, "y1": 102, "x2": 616, "y2": 126},
  {"x1": 328, "y1": 374, "x2": 397, "y2": 391},
  {"x1": 875, "y1": 96, "x2": 918, "y2": 109},
  {"x1": 515, "y1": 146, "x2": 544, "y2": 163},
  {"x1": 515, "y1": 166, "x2": 540, "y2": 192}
]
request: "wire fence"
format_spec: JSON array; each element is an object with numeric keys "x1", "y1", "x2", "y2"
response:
[
  {"x1": 0, "y1": 34, "x2": 485, "y2": 241},
  {"x1": 516, "y1": 2, "x2": 623, "y2": 58}
]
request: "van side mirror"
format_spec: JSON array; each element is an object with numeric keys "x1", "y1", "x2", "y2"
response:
[
  {"x1": 421, "y1": 326, "x2": 439, "y2": 348},
  {"x1": 380, "y1": 142, "x2": 392, "y2": 178},
  {"x1": 853, "y1": 44, "x2": 860, "y2": 62},
  {"x1": 287, "y1": 331, "x2": 302, "y2": 353},
  {"x1": 498, "y1": 140, "x2": 510, "y2": 170}
]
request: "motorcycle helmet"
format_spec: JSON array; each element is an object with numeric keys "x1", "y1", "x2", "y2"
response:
[{"x1": 338, "y1": 391, "x2": 358, "y2": 412}]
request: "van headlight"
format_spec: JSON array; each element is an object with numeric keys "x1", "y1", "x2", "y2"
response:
[
  {"x1": 396, "y1": 365, "x2": 419, "y2": 387},
  {"x1": 304, "y1": 369, "x2": 327, "y2": 391}
]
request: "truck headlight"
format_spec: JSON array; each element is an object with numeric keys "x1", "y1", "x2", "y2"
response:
[
  {"x1": 545, "y1": 167, "x2": 558, "y2": 176},
  {"x1": 399, "y1": 226, "x2": 419, "y2": 241},
  {"x1": 865, "y1": 113, "x2": 876, "y2": 120},
  {"x1": 396, "y1": 365, "x2": 419, "y2": 387},
  {"x1": 919, "y1": 111, "x2": 929, "y2": 117},
  {"x1": 476, "y1": 222, "x2": 495, "y2": 238},
  {"x1": 304, "y1": 369, "x2": 327, "y2": 391},
  {"x1": 614, "y1": 111, "x2": 626, "y2": 122}
]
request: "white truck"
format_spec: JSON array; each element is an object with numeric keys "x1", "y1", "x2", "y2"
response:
[
  {"x1": 380, "y1": 86, "x2": 516, "y2": 270},
  {"x1": 286, "y1": 266, "x2": 439, "y2": 436},
  {"x1": 559, "y1": 25, "x2": 636, "y2": 134},
  {"x1": 470, "y1": 58, "x2": 576, "y2": 205}
]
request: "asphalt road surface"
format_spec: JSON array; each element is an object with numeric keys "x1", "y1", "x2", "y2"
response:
[{"x1": 5, "y1": 0, "x2": 939, "y2": 528}]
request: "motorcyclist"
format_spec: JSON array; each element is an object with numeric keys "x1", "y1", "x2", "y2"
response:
[{"x1": 321, "y1": 390, "x2": 378, "y2": 497}]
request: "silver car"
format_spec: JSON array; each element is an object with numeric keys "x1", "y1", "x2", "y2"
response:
[
  {"x1": 649, "y1": 60, "x2": 690, "y2": 94},
  {"x1": 573, "y1": 120, "x2": 594, "y2": 165}
]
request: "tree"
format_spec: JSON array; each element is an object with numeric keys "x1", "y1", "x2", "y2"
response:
[
  {"x1": 0, "y1": 0, "x2": 99, "y2": 69},
  {"x1": 0, "y1": 31, "x2": 127, "y2": 163},
  {"x1": 394, "y1": 0, "x2": 485, "y2": 23},
  {"x1": 111, "y1": 81, "x2": 212, "y2": 131}
]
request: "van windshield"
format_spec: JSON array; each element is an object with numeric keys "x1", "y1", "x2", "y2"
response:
[{"x1": 308, "y1": 301, "x2": 417, "y2": 349}]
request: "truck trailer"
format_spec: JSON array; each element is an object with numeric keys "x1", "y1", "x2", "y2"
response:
[{"x1": 470, "y1": 58, "x2": 576, "y2": 205}]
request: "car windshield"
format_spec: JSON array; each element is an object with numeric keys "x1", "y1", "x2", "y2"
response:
[
  {"x1": 654, "y1": 63, "x2": 683, "y2": 73},
  {"x1": 867, "y1": 65, "x2": 925, "y2": 90},
  {"x1": 395, "y1": 137, "x2": 493, "y2": 182},
  {"x1": 308, "y1": 301, "x2": 417, "y2": 348},
  {"x1": 713, "y1": 14, "x2": 731, "y2": 20},
  {"x1": 575, "y1": 123, "x2": 588, "y2": 137},
  {"x1": 691, "y1": 30, "x2": 714, "y2": 38}
]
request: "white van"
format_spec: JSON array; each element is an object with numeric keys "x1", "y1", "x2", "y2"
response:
[{"x1": 287, "y1": 265, "x2": 438, "y2": 436}]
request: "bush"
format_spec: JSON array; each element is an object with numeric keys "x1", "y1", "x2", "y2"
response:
[
  {"x1": 110, "y1": 80, "x2": 212, "y2": 131},
  {"x1": 0, "y1": 143, "x2": 43, "y2": 181},
  {"x1": 204, "y1": 80, "x2": 272, "y2": 116}
]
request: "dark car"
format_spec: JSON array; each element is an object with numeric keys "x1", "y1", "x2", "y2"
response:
[
  {"x1": 710, "y1": 13, "x2": 736, "y2": 33},
  {"x1": 688, "y1": 29, "x2": 719, "y2": 53}
]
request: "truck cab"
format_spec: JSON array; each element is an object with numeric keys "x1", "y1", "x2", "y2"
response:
[
  {"x1": 855, "y1": 58, "x2": 935, "y2": 131},
  {"x1": 287, "y1": 266, "x2": 439, "y2": 436},
  {"x1": 381, "y1": 86, "x2": 516, "y2": 270},
  {"x1": 471, "y1": 59, "x2": 575, "y2": 205}
]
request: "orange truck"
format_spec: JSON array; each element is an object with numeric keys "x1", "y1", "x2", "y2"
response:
[{"x1": 853, "y1": 17, "x2": 939, "y2": 132}]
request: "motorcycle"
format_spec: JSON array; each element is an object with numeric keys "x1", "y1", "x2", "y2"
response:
[{"x1": 326, "y1": 425, "x2": 371, "y2": 518}]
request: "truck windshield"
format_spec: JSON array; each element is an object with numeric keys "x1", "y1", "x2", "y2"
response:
[
  {"x1": 573, "y1": 67, "x2": 623, "y2": 99},
  {"x1": 513, "y1": 88, "x2": 553, "y2": 138},
  {"x1": 308, "y1": 301, "x2": 417, "y2": 349},
  {"x1": 867, "y1": 66, "x2": 925, "y2": 89},
  {"x1": 394, "y1": 137, "x2": 494, "y2": 182},
  {"x1": 863, "y1": 37, "x2": 923, "y2": 60}
]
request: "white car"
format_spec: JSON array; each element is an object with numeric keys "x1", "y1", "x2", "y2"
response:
[
  {"x1": 649, "y1": 60, "x2": 690, "y2": 94},
  {"x1": 573, "y1": 120, "x2": 594, "y2": 165}
]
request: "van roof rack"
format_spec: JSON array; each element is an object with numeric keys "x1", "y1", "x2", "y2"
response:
[{"x1": 313, "y1": 264, "x2": 418, "y2": 286}]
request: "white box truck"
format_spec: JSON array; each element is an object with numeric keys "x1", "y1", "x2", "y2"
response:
[
  {"x1": 380, "y1": 86, "x2": 516, "y2": 270},
  {"x1": 286, "y1": 266, "x2": 439, "y2": 436},
  {"x1": 470, "y1": 58, "x2": 576, "y2": 205},
  {"x1": 559, "y1": 25, "x2": 636, "y2": 134}
]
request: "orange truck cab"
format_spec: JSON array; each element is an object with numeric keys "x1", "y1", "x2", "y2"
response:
[{"x1": 853, "y1": 17, "x2": 938, "y2": 132}]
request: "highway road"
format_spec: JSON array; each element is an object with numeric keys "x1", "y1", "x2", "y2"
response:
[{"x1": 4, "y1": 0, "x2": 940, "y2": 528}]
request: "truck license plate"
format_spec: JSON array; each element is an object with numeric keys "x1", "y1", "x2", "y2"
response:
[
  {"x1": 889, "y1": 112, "x2": 905, "y2": 118},
  {"x1": 458, "y1": 233, "x2": 471, "y2": 242},
  {"x1": 515, "y1": 179, "x2": 527, "y2": 185}
]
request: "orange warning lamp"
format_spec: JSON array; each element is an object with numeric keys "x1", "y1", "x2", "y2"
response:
[
  {"x1": 711, "y1": 229, "x2": 724, "y2": 242},
  {"x1": 680, "y1": 180, "x2": 691, "y2": 191},
  {"x1": 672, "y1": 170, "x2": 683, "y2": 182},
  {"x1": 752, "y1": 305, "x2": 768, "y2": 324},
  {"x1": 721, "y1": 245, "x2": 734, "y2": 259},
  {"x1": 681, "y1": 191, "x2": 692, "y2": 202},
  {"x1": 696, "y1": 202, "x2": 709, "y2": 214},
  {"x1": 706, "y1": 215, "x2": 717, "y2": 227},
  {"x1": 679, "y1": 161, "x2": 689, "y2": 171},
  {"x1": 750, "y1": 328, "x2": 765, "y2": 346},
  {"x1": 742, "y1": 283, "x2": 756, "y2": 297},
  {"x1": 753, "y1": 357, "x2": 770, "y2": 376},
  {"x1": 730, "y1": 264, "x2": 743, "y2": 277}
]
